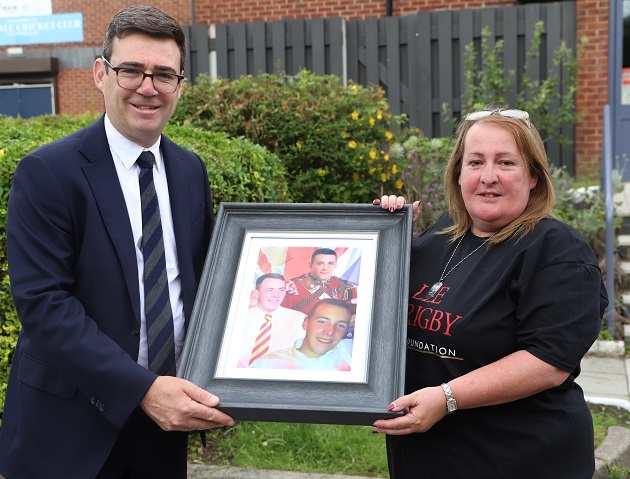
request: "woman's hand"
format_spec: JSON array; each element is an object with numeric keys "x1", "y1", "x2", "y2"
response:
[
  {"x1": 373, "y1": 195, "x2": 421, "y2": 223},
  {"x1": 372, "y1": 386, "x2": 446, "y2": 435}
]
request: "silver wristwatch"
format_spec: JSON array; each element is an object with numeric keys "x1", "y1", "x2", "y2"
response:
[{"x1": 440, "y1": 383, "x2": 457, "y2": 414}]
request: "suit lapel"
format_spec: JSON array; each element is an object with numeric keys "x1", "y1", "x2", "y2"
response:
[
  {"x1": 161, "y1": 137, "x2": 193, "y2": 294},
  {"x1": 79, "y1": 117, "x2": 141, "y2": 324}
]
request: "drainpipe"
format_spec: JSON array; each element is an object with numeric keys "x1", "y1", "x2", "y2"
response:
[
  {"x1": 191, "y1": 0, "x2": 195, "y2": 24},
  {"x1": 603, "y1": 104, "x2": 616, "y2": 335},
  {"x1": 386, "y1": 0, "x2": 393, "y2": 16}
]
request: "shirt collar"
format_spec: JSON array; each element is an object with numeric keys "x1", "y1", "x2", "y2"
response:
[{"x1": 104, "y1": 114, "x2": 163, "y2": 172}]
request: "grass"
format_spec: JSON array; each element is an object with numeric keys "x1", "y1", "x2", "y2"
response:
[
  {"x1": 188, "y1": 406, "x2": 630, "y2": 477},
  {"x1": 591, "y1": 403, "x2": 630, "y2": 448},
  {"x1": 188, "y1": 421, "x2": 388, "y2": 477}
]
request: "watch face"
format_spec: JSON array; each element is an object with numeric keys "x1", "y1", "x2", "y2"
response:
[{"x1": 447, "y1": 398, "x2": 457, "y2": 412}]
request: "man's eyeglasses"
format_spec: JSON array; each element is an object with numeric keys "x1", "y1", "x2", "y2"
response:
[
  {"x1": 465, "y1": 109, "x2": 531, "y2": 128},
  {"x1": 101, "y1": 56, "x2": 184, "y2": 94}
]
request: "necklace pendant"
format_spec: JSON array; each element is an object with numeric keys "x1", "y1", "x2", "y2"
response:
[{"x1": 428, "y1": 281, "x2": 443, "y2": 298}]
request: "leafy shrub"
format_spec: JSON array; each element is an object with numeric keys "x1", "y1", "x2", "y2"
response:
[
  {"x1": 445, "y1": 21, "x2": 582, "y2": 146},
  {"x1": 0, "y1": 113, "x2": 287, "y2": 414},
  {"x1": 386, "y1": 130, "x2": 451, "y2": 234},
  {"x1": 163, "y1": 124, "x2": 291, "y2": 208},
  {"x1": 551, "y1": 165, "x2": 616, "y2": 254},
  {"x1": 172, "y1": 70, "x2": 402, "y2": 203}
]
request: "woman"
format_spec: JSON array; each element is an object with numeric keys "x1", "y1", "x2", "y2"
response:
[{"x1": 374, "y1": 108, "x2": 608, "y2": 478}]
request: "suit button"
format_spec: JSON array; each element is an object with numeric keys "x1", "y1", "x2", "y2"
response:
[
  {"x1": 132, "y1": 327, "x2": 139, "y2": 335},
  {"x1": 90, "y1": 397, "x2": 96, "y2": 405},
  {"x1": 99, "y1": 404, "x2": 107, "y2": 412}
]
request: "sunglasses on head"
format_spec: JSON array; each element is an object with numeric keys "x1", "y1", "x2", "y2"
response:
[{"x1": 465, "y1": 109, "x2": 531, "y2": 128}]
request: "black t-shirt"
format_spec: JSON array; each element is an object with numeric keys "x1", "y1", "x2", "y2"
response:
[{"x1": 387, "y1": 214, "x2": 608, "y2": 479}]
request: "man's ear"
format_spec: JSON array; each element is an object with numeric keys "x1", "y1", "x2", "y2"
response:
[
  {"x1": 93, "y1": 58, "x2": 106, "y2": 91},
  {"x1": 302, "y1": 317, "x2": 309, "y2": 331}
]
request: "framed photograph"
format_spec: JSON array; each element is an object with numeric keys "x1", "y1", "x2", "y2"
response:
[{"x1": 178, "y1": 203, "x2": 412, "y2": 425}]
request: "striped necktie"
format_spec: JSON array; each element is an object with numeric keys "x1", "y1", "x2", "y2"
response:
[
  {"x1": 249, "y1": 314, "x2": 272, "y2": 365},
  {"x1": 137, "y1": 150, "x2": 176, "y2": 376}
]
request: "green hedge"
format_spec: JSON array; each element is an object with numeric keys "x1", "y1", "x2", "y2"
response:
[
  {"x1": 0, "y1": 113, "x2": 289, "y2": 413},
  {"x1": 172, "y1": 70, "x2": 403, "y2": 204}
]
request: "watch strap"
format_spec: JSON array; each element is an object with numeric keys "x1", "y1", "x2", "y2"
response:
[{"x1": 440, "y1": 382, "x2": 457, "y2": 414}]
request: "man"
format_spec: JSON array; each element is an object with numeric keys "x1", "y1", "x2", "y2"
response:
[
  {"x1": 238, "y1": 273, "x2": 306, "y2": 368},
  {"x1": 281, "y1": 247, "x2": 358, "y2": 339},
  {"x1": 281, "y1": 248, "x2": 358, "y2": 314},
  {"x1": 0, "y1": 6, "x2": 233, "y2": 479},
  {"x1": 251, "y1": 299, "x2": 353, "y2": 371}
]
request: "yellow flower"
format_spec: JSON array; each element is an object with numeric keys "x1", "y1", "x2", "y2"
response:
[
  {"x1": 392, "y1": 164, "x2": 398, "y2": 174},
  {"x1": 353, "y1": 172, "x2": 359, "y2": 181},
  {"x1": 348, "y1": 140, "x2": 357, "y2": 149},
  {"x1": 318, "y1": 169, "x2": 326, "y2": 177},
  {"x1": 383, "y1": 153, "x2": 390, "y2": 162},
  {"x1": 350, "y1": 85, "x2": 360, "y2": 94},
  {"x1": 296, "y1": 141, "x2": 302, "y2": 150},
  {"x1": 377, "y1": 111, "x2": 383, "y2": 120},
  {"x1": 385, "y1": 131, "x2": 394, "y2": 141},
  {"x1": 369, "y1": 149, "x2": 377, "y2": 160},
  {"x1": 369, "y1": 117, "x2": 375, "y2": 127},
  {"x1": 369, "y1": 167, "x2": 376, "y2": 174},
  {"x1": 351, "y1": 111, "x2": 359, "y2": 120},
  {"x1": 381, "y1": 173, "x2": 387, "y2": 183},
  {"x1": 395, "y1": 179, "x2": 404, "y2": 189},
  {"x1": 341, "y1": 131, "x2": 349, "y2": 138}
]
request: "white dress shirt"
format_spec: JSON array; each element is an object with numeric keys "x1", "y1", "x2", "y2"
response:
[
  {"x1": 104, "y1": 115, "x2": 184, "y2": 369},
  {"x1": 237, "y1": 306, "x2": 306, "y2": 368}
]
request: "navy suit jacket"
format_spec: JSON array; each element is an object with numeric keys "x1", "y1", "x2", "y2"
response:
[{"x1": 0, "y1": 115, "x2": 214, "y2": 478}]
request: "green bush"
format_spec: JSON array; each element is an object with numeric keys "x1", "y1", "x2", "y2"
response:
[
  {"x1": 0, "y1": 113, "x2": 288, "y2": 414},
  {"x1": 444, "y1": 21, "x2": 583, "y2": 146},
  {"x1": 172, "y1": 70, "x2": 402, "y2": 203},
  {"x1": 162, "y1": 123, "x2": 291, "y2": 208},
  {"x1": 387, "y1": 130, "x2": 451, "y2": 234}
]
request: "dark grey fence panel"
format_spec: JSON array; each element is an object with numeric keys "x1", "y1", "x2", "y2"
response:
[
  {"x1": 502, "y1": 7, "x2": 519, "y2": 108},
  {"x1": 386, "y1": 16, "x2": 402, "y2": 115},
  {"x1": 437, "y1": 11, "x2": 455, "y2": 137},
  {"x1": 271, "y1": 20, "x2": 286, "y2": 73},
  {"x1": 458, "y1": 10, "x2": 475, "y2": 111},
  {"x1": 208, "y1": 18, "x2": 344, "y2": 79},
  {"x1": 414, "y1": 12, "x2": 433, "y2": 136},
  {"x1": 184, "y1": 24, "x2": 210, "y2": 83},
  {"x1": 252, "y1": 23, "x2": 266, "y2": 74},
  {"x1": 193, "y1": 1, "x2": 577, "y2": 172}
]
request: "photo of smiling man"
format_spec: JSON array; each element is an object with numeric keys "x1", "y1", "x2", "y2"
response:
[
  {"x1": 237, "y1": 273, "x2": 306, "y2": 368},
  {"x1": 250, "y1": 299, "x2": 353, "y2": 371}
]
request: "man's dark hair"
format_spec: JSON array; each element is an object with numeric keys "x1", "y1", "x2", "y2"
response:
[
  {"x1": 311, "y1": 248, "x2": 337, "y2": 263},
  {"x1": 255, "y1": 273, "x2": 286, "y2": 290},
  {"x1": 102, "y1": 5, "x2": 187, "y2": 73},
  {"x1": 307, "y1": 298, "x2": 352, "y2": 319}
]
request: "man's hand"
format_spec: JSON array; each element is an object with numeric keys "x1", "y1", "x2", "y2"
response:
[{"x1": 140, "y1": 376, "x2": 235, "y2": 431}]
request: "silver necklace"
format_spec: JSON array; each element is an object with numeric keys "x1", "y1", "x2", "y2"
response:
[{"x1": 427, "y1": 233, "x2": 492, "y2": 298}]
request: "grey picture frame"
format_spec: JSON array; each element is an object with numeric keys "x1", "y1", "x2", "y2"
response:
[{"x1": 178, "y1": 202, "x2": 412, "y2": 426}]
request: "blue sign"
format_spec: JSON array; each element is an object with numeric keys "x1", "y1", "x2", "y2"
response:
[{"x1": 0, "y1": 12, "x2": 83, "y2": 46}]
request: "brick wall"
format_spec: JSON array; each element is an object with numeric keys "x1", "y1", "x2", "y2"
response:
[
  {"x1": 14, "y1": 0, "x2": 608, "y2": 176},
  {"x1": 57, "y1": 68, "x2": 103, "y2": 115},
  {"x1": 575, "y1": 0, "x2": 609, "y2": 178},
  {"x1": 54, "y1": 0, "x2": 192, "y2": 46}
]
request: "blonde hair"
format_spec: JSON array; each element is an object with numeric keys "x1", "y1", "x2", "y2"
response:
[{"x1": 442, "y1": 111, "x2": 555, "y2": 244}]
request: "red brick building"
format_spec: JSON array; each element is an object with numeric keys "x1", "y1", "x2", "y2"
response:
[{"x1": 0, "y1": 0, "x2": 615, "y2": 178}]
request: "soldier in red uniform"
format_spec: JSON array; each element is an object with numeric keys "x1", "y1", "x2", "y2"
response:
[{"x1": 281, "y1": 248, "x2": 358, "y2": 316}]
